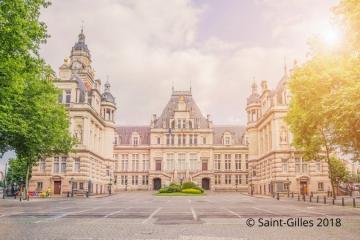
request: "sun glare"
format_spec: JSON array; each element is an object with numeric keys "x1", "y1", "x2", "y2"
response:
[{"x1": 321, "y1": 27, "x2": 341, "y2": 47}]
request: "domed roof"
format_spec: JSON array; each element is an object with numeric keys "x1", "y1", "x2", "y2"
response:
[
  {"x1": 71, "y1": 28, "x2": 91, "y2": 57},
  {"x1": 247, "y1": 80, "x2": 260, "y2": 105},
  {"x1": 101, "y1": 81, "x2": 116, "y2": 104}
]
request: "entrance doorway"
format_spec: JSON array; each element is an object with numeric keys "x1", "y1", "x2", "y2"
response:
[
  {"x1": 153, "y1": 178, "x2": 161, "y2": 190},
  {"x1": 201, "y1": 178, "x2": 210, "y2": 190},
  {"x1": 54, "y1": 181, "x2": 61, "y2": 194},
  {"x1": 300, "y1": 181, "x2": 308, "y2": 195}
]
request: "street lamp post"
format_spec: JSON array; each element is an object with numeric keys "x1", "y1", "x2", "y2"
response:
[
  {"x1": 70, "y1": 177, "x2": 74, "y2": 197},
  {"x1": 2, "y1": 162, "x2": 7, "y2": 199},
  {"x1": 108, "y1": 175, "x2": 112, "y2": 195}
]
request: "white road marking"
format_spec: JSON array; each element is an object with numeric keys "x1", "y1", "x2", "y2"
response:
[
  {"x1": 252, "y1": 206, "x2": 277, "y2": 215},
  {"x1": 142, "y1": 207, "x2": 161, "y2": 224},
  {"x1": 0, "y1": 212, "x2": 24, "y2": 218},
  {"x1": 190, "y1": 206, "x2": 198, "y2": 221},
  {"x1": 104, "y1": 208, "x2": 128, "y2": 218},
  {"x1": 223, "y1": 208, "x2": 242, "y2": 218},
  {"x1": 35, "y1": 207, "x2": 102, "y2": 223}
]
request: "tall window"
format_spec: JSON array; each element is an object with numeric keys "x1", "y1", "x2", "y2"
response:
[
  {"x1": 235, "y1": 175, "x2": 242, "y2": 185},
  {"x1": 166, "y1": 153, "x2": 175, "y2": 171},
  {"x1": 142, "y1": 154, "x2": 149, "y2": 171},
  {"x1": 295, "y1": 158, "x2": 301, "y2": 174},
  {"x1": 54, "y1": 157, "x2": 59, "y2": 173},
  {"x1": 58, "y1": 92, "x2": 63, "y2": 103},
  {"x1": 60, "y1": 157, "x2": 67, "y2": 173},
  {"x1": 189, "y1": 135, "x2": 193, "y2": 145},
  {"x1": 302, "y1": 162, "x2": 308, "y2": 173},
  {"x1": 225, "y1": 136, "x2": 230, "y2": 145},
  {"x1": 194, "y1": 135, "x2": 198, "y2": 145},
  {"x1": 132, "y1": 176, "x2": 138, "y2": 185},
  {"x1": 182, "y1": 134, "x2": 186, "y2": 145},
  {"x1": 74, "y1": 158, "x2": 80, "y2": 172},
  {"x1": 177, "y1": 135, "x2": 182, "y2": 145},
  {"x1": 182, "y1": 119, "x2": 186, "y2": 129},
  {"x1": 142, "y1": 175, "x2": 149, "y2": 185},
  {"x1": 157, "y1": 137, "x2": 161, "y2": 144},
  {"x1": 121, "y1": 176, "x2": 128, "y2": 185},
  {"x1": 202, "y1": 137, "x2": 206, "y2": 144},
  {"x1": 225, "y1": 175, "x2": 231, "y2": 184},
  {"x1": 132, "y1": 154, "x2": 139, "y2": 171},
  {"x1": 189, "y1": 153, "x2": 198, "y2": 170},
  {"x1": 39, "y1": 159, "x2": 45, "y2": 173},
  {"x1": 245, "y1": 154, "x2": 248, "y2": 169},
  {"x1": 166, "y1": 134, "x2": 170, "y2": 145},
  {"x1": 245, "y1": 174, "x2": 248, "y2": 184},
  {"x1": 316, "y1": 160, "x2": 321, "y2": 172},
  {"x1": 215, "y1": 175, "x2": 221, "y2": 185},
  {"x1": 282, "y1": 159, "x2": 288, "y2": 173},
  {"x1": 318, "y1": 182, "x2": 324, "y2": 191},
  {"x1": 177, "y1": 119, "x2": 181, "y2": 129},
  {"x1": 65, "y1": 90, "x2": 71, "y2": 104},
  {"x1": 178, "y1": 153, "x2": 186, "y2": 170},
  {"x1": 225, "y1": 154, "x2": 231, "y2": 170},
  {"x1": 235, "y1": 154, "x2": 241, "y2": 170},
  {"x1": 155, "y1": 160, "x2": 162, "y2": 171},
  {"x1": 171, "y1": 134, "x2": 175, "y2": 145},
  {"x1": 214, "y1": 154, "x2": 221, "y2": 170},
  {"x1": 121, "y1": 154, "x2": 129, "y2": 171}
]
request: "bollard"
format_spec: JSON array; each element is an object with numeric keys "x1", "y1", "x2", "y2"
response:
[
  {"x1": 353, "y1": 198, "x2": 356, "y2": 208},
  {"x1": 324, "y1": 196, "x2": 327, "y2": 204},
  {"x1": 292, "y1": 192, "x2": 294, "y2": 198},
  {"x1": 317, "y1": 196, "x2": 319, "y2": 203},
  {"x1": 277, "y1": 192, "x2": 280, "y2": 200},
  {"x1": 298, "y1": 194, "x2": 300, "y2": 201},
  {"x1": 288, "y1": 191, "x2": 290, "y2": 198},
  {"x1": 310, "y1": 196, "x2": 312, "y2": 202},
  {"x1": 332, "y1": 198, "x2": 335, "y2": 205},
  {"x1": 67, "y1": 192, "x2": 70, "y2": 198},
  {"x1": 86, "y1": 191, "x2": 89, "y2": 198},
  {"x1": 342, "y1": 197, "x2": 344, "y2": 206},
  {"x1": 303, "y1": 194, "x2": 305, "y2": 202}
]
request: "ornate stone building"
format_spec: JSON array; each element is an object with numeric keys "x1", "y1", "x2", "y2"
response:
[
  {"x1": 30, "y1": 30, "x2": 330, "y2": 195},
  {"x1": 30, "y1": 29, "x2": 117, "y2": 195},
  {"x1": 246, "y1": 65, "x2": 331, "y2": 196},
  {"x1": 113, "y1": 90, "x2": 248, "y2": 191}
]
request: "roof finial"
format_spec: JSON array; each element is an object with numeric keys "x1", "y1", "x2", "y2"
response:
[
  {"x1": 105, "y1": 75, "x2": 110, "y2": 92},
  {"x1": 190, "y1": 79, "x2": 192, "y2": 93},
  {"x1": 284, "y1": 56, "x2": 288, "y2": 76},
  {"x1": 81, "y1": 20, "x2": 84, "y2": 34},
  {"x1": 251, "y1": 76, "x2": 257, "y2": 94},
  {"x1": 171, "y1": 80, "x2": 174, "y2": 93}
]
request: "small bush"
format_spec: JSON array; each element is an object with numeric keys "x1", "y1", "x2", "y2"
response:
[
  {"x1": 168, "y1": 184, "x2": 181, "y2": 192},
  {"x1": 159, "y1": 188, "x2": 169, "y2": 193},
  {"x1": 181, "y1": 188, "x2": 202, "y2": 194},
  {"x1": 192, "y1": 186, "x2": 204, "y2": 193},
  {"x1": 181, "y1": 181, "x2": 197, "y2": 189}
]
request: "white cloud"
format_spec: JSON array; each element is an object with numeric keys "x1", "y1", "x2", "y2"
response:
[{"x1": 39, "y1": 0, "x2": 337, "y2": 126}]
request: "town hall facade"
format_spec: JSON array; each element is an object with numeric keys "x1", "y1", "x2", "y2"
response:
[{"x1": 29, "y1": 30, "x2": 331, "y2": 196}]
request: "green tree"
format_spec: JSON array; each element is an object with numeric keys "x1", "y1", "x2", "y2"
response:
[
  {"x1": 5, "y1": 158, "x2": 28, "y2": 186},
  {"x1": 0, "y1": 0, "x2": 74, "y2": 198},
  {"x1": 328, "y1": 157, "x2": 348, "y2": 194},
  {"x1": 286, "y1": 0, "x2": 360, "y2": 197}
]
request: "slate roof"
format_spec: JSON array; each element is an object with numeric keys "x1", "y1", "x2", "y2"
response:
[
  {"x1": 154, "y1": 90, "x2": 208, "y2": 128},
  {"x1": 115, "y1": 126, "x2": 150, "y2": 145},
  {"x1": 213, "y1": 125, "x2": 246, "y2": 145}
]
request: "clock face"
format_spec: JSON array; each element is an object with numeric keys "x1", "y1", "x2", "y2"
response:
[{"x1": 72, "y1": 61, "x2": 82, "y2": 70}]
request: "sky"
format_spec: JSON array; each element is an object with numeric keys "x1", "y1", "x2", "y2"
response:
[{"x1": 0, "y1": 0, "x2": 340, "y2": 170}]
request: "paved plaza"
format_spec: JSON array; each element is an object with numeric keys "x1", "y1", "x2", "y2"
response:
[{"x1": 0, "y1": 192, "x2": 360, "y2": 240}]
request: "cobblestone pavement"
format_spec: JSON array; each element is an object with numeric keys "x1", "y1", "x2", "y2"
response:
[{"x1": 0, "y1": 192, "x2": 360, "y2": 240}]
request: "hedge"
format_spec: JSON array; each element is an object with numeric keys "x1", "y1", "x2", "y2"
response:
[{"x1": 181, "y1": 188, "x2": 202, "y2": 194}]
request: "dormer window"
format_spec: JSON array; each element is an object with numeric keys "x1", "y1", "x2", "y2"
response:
[
  {"x1": 133, "y1": 136, "x2": 139, "y2": 145},
  {"x1": 131, "y1": 132, "x2": 140, "y2": 146},
  {"x1": 223, "y1": 132, "x2": 232, "y2": 145}
]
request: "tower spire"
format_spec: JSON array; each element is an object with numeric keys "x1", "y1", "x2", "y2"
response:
[
  {"x1": 284, "y1": 56, "x2": 288, "y2": 76},
  {"x1": 251, "y1": 76, "x2": 258, "y2": 94}
]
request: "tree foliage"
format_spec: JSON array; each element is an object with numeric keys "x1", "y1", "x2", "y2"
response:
[
  {"x1": 5, "y1": 157, "x2": 28, "y2": 185},
  {"x1": 0, "y1": 0, "x2": 74, "y2": 197},
  {"x1": 286, "y1": 0, "x2": 360, "y2": 196}
]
